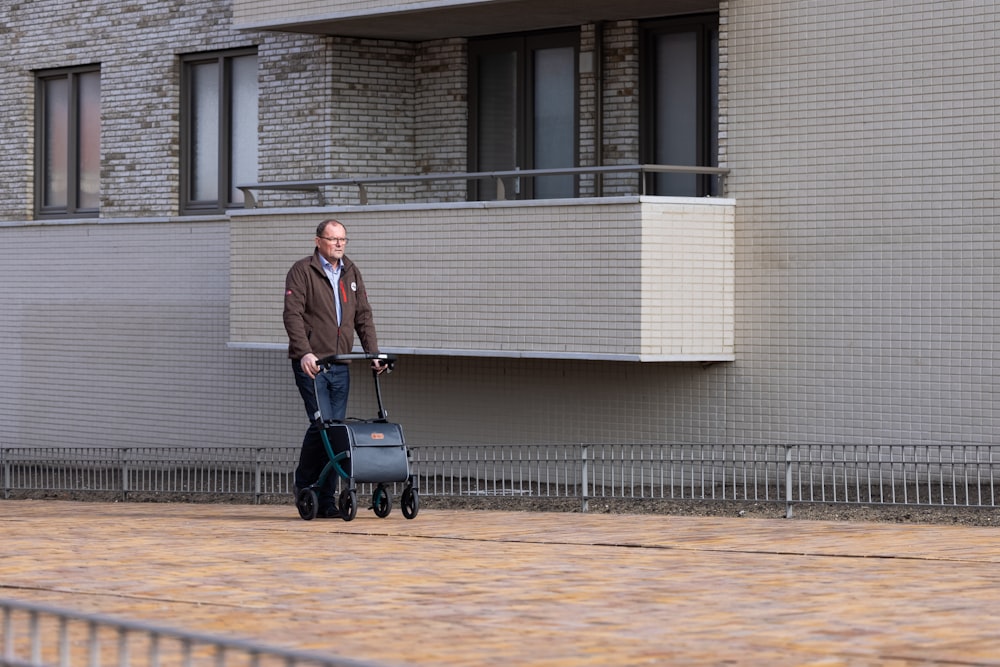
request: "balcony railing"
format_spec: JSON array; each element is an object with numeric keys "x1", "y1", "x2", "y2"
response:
[{"x1": 238, "y1": 164, "x2": 731, "y2": 208}]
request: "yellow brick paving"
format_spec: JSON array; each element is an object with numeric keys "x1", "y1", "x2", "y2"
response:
[{"x1": 1, "y1": 500, "x2": 1000, "y2": 666}]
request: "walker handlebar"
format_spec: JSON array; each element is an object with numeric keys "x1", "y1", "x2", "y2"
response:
[
  {"x1": 316, "y1": 353, "x2": 397, "y2": 421},
  {"x1": 317, "y1": 352, "x2": 397, "y2": 370}
]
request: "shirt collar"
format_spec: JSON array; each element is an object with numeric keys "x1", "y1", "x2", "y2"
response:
[{"x1": 320, "y1": 255, "x2": 343, "y2": 274}]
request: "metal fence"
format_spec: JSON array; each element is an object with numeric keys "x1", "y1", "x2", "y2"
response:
[
  {"x1": 416, "y1": 443, "x2": 1000, "y2": 515},
  {"x1": 0, "y1": 447, "x2": 297, "y2": 502},
  {"x1": 2, "y1": 444, "x2": 998, "y2": 517},
  {"x1": 0, "y1": 598, "x2": 384, "y2": 667}
]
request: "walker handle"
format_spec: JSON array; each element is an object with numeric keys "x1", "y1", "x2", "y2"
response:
[
  {"x1": 316, "y1": 353, "x2": 397, "y2": 421},
  {"x1": 317, "y1": 352, "x2": 396, "y2": 370}
]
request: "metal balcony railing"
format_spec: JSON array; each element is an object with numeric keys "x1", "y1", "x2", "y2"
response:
[
  {"x1": 2, "y1": 444, "x2": 998, "y2": 518},
  {"x1": 237, "y1": 164, "x2": 731, "y2": 208}
]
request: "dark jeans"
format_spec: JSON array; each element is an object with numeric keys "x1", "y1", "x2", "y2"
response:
[{"x1": 292, "y1": 360, "x2": 350, "y2": 507}]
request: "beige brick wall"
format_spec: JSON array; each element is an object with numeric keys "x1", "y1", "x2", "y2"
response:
[
  {"x1": 258, "y1": 32, "x2": 336, "y2": 184},
  {"x1": 0, "y1": 0, "x2": 263, "y2": 219},
  {"x1": 600, "y1": 21, "x2": 642, "y2": 196},
  {"x1": 414, "y1": 39, "x2": 468, "y2": 198},
  {"x1": 0, "y1": 0, "x2": 459, "y2": 216}
]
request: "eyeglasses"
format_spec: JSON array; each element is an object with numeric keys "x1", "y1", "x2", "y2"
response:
[{"x1": 318, "y1": 236, "x2": 348, "y2": 244}]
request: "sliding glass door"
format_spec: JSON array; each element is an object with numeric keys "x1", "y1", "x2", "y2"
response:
[
  {"x1": 469, "y1": 31, "x2": 578, "y2": 200},
  {"x1": 643, "y1": 15, "x2": 719, "y2": 196}
]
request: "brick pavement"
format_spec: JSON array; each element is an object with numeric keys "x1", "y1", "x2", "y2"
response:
[{"x1": 1, "y1": 500, "x2": 999, "y2": 666}]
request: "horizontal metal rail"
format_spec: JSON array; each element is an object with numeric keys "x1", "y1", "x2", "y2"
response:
[
  {"x1": 0, "y1": 598, "x2": 383, "y2": 667},
  {"x1": 2, "y1": 445, "x2": 998, "y2": 517},
  {"x1": 237, "y1": 163, "x2": 731, "y2": 207}
]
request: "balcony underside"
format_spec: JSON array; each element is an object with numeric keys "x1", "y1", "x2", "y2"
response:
[
  {"x1": 229, "y1": 197, "x2": 734, "y2": 362},
  {"x1": 232, "y1": 0, "x2": 718, "y2": 41}
]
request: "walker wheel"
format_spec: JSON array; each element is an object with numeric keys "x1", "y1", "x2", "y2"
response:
[
  {"x1": 373, "y1": 485, "x2": 392, "y2": 518},
  {"x1": 339, "y1": 489, "x2": 358, "y2": 521},
  {"x1": 297, "y1": 488, "x2": 318, "y2": 521},
  {"x1": 401, "y1": 487, "x2": 419, "y2": 520}
]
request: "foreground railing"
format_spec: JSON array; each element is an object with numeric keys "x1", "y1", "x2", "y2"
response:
[
  {"x1": 0, "y1": 598, "x2": 383, "y2": 667},
  {"x1": 2, "y1": 444, "x2": 998, "y2": 517}
]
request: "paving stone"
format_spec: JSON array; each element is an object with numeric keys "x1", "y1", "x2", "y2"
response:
[{"x1": 1, "y1": 500, "x2": 999, "y2": 666}]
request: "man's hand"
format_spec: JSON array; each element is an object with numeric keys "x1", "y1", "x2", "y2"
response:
[
  {"x1": 300, "y1": 353, "x2": 321, "y2": 379},
  {"x1": 372, "y1": 359, "x2": 387, "y2": 375}
]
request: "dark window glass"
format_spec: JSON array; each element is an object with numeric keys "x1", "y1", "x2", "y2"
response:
[
  {"x1": 36, "y1": 66, "x2": 101, "y2": 218},
  {"x1": 642, "y1": 15, "x2": 720, "y2": 196},
  {"x1": 469, "y1": 31, "x2": 578, "y2": 201},
  {"x1": 181, "y1": 49, "x2": 258, "y2": 214}
]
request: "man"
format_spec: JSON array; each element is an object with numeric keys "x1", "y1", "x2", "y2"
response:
[{"x1": 283, "y1": 219, "x2": 382, "y2": 517}]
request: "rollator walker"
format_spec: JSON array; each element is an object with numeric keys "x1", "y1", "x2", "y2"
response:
[{"x1": 295, "y1": 352, "x2": 418, "y2": 521}]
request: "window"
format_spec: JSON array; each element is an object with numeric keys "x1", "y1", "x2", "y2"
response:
[
  {"x1": 180, "y1": 49, "x2": 258, "y2": 214},
  {"x1": 35, "y1": 65, "x2": 101, "y2": 218},
  {"x1": 642, "y1": 15, "x2": 720, "y2": 196},
  {"x1": 468, "y1": 31, "x2": 578, "y2": 201}
]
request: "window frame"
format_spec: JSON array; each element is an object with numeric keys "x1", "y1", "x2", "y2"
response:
[
  {"x1": 179, "y1": 48, "x2": 258, "y2": 215},
  {"x1": 34, "y1": 64, "x2": 101, "y2": 219},
  {"x1": 640, "y1": 14, "x2": 720, "y2": 197},
  {"x1": 467, "y1": 29, "x2": 580, "y2": 201}
]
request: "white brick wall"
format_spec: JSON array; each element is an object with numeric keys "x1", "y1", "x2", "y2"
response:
[
  {"x1": 1, "y1": 0, "x2": 997, "y2": 450},
  {"x1": 0, "y1": 220, "x2": 303, "y2": 451},
  {"x1": 229, "y1": 199, "x2": 734, "y2": 360},
  {"x1": 724, "y1": 0, "x2": 999, "y2": 444}
]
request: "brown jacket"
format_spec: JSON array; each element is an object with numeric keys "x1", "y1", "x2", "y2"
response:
[{"x1": 283, "y1": 250, "x2": 379, "y2": 361}]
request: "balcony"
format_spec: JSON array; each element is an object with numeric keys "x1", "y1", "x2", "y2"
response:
[
  {"x1": 231, "y1": 0, "x2": 719, "y2": 41},
  {"x1": 228, "y1": 167, "x2": 734, "y2": 362}
]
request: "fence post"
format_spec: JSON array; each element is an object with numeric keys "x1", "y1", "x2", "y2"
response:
[
  {"x1": 2, "y1": 448, "x2": 8, "y2": 500},
  {"x1": 121, "y1": 448, "x2": 130, "y2": 503},
  {"x1": 581, "y1": 444, "x2": 589, "y2": 513},
  {"x1": 254, "y1": 449, "x2": 262, "y2": 505},
  {"x1": 784, "y1": 445, "x2": 794, "y2": 519}
]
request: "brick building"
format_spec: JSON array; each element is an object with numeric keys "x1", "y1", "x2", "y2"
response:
[{"x1": 0, "y1": 0, "x2": 996, "y2": 450}]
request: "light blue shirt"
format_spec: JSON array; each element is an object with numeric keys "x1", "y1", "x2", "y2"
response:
[{"x1": 320, "y1": 256, "x2": 343, "y2": 325}]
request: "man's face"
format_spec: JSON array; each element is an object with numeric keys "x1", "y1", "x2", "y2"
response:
[{"x1": 315, "y1": 223, "x2": 348, "y2": 263}]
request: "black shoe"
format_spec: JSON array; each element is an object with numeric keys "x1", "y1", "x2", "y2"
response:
[{"x1": 318, "y1": 505, "x2": 341, "y2": 519}]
